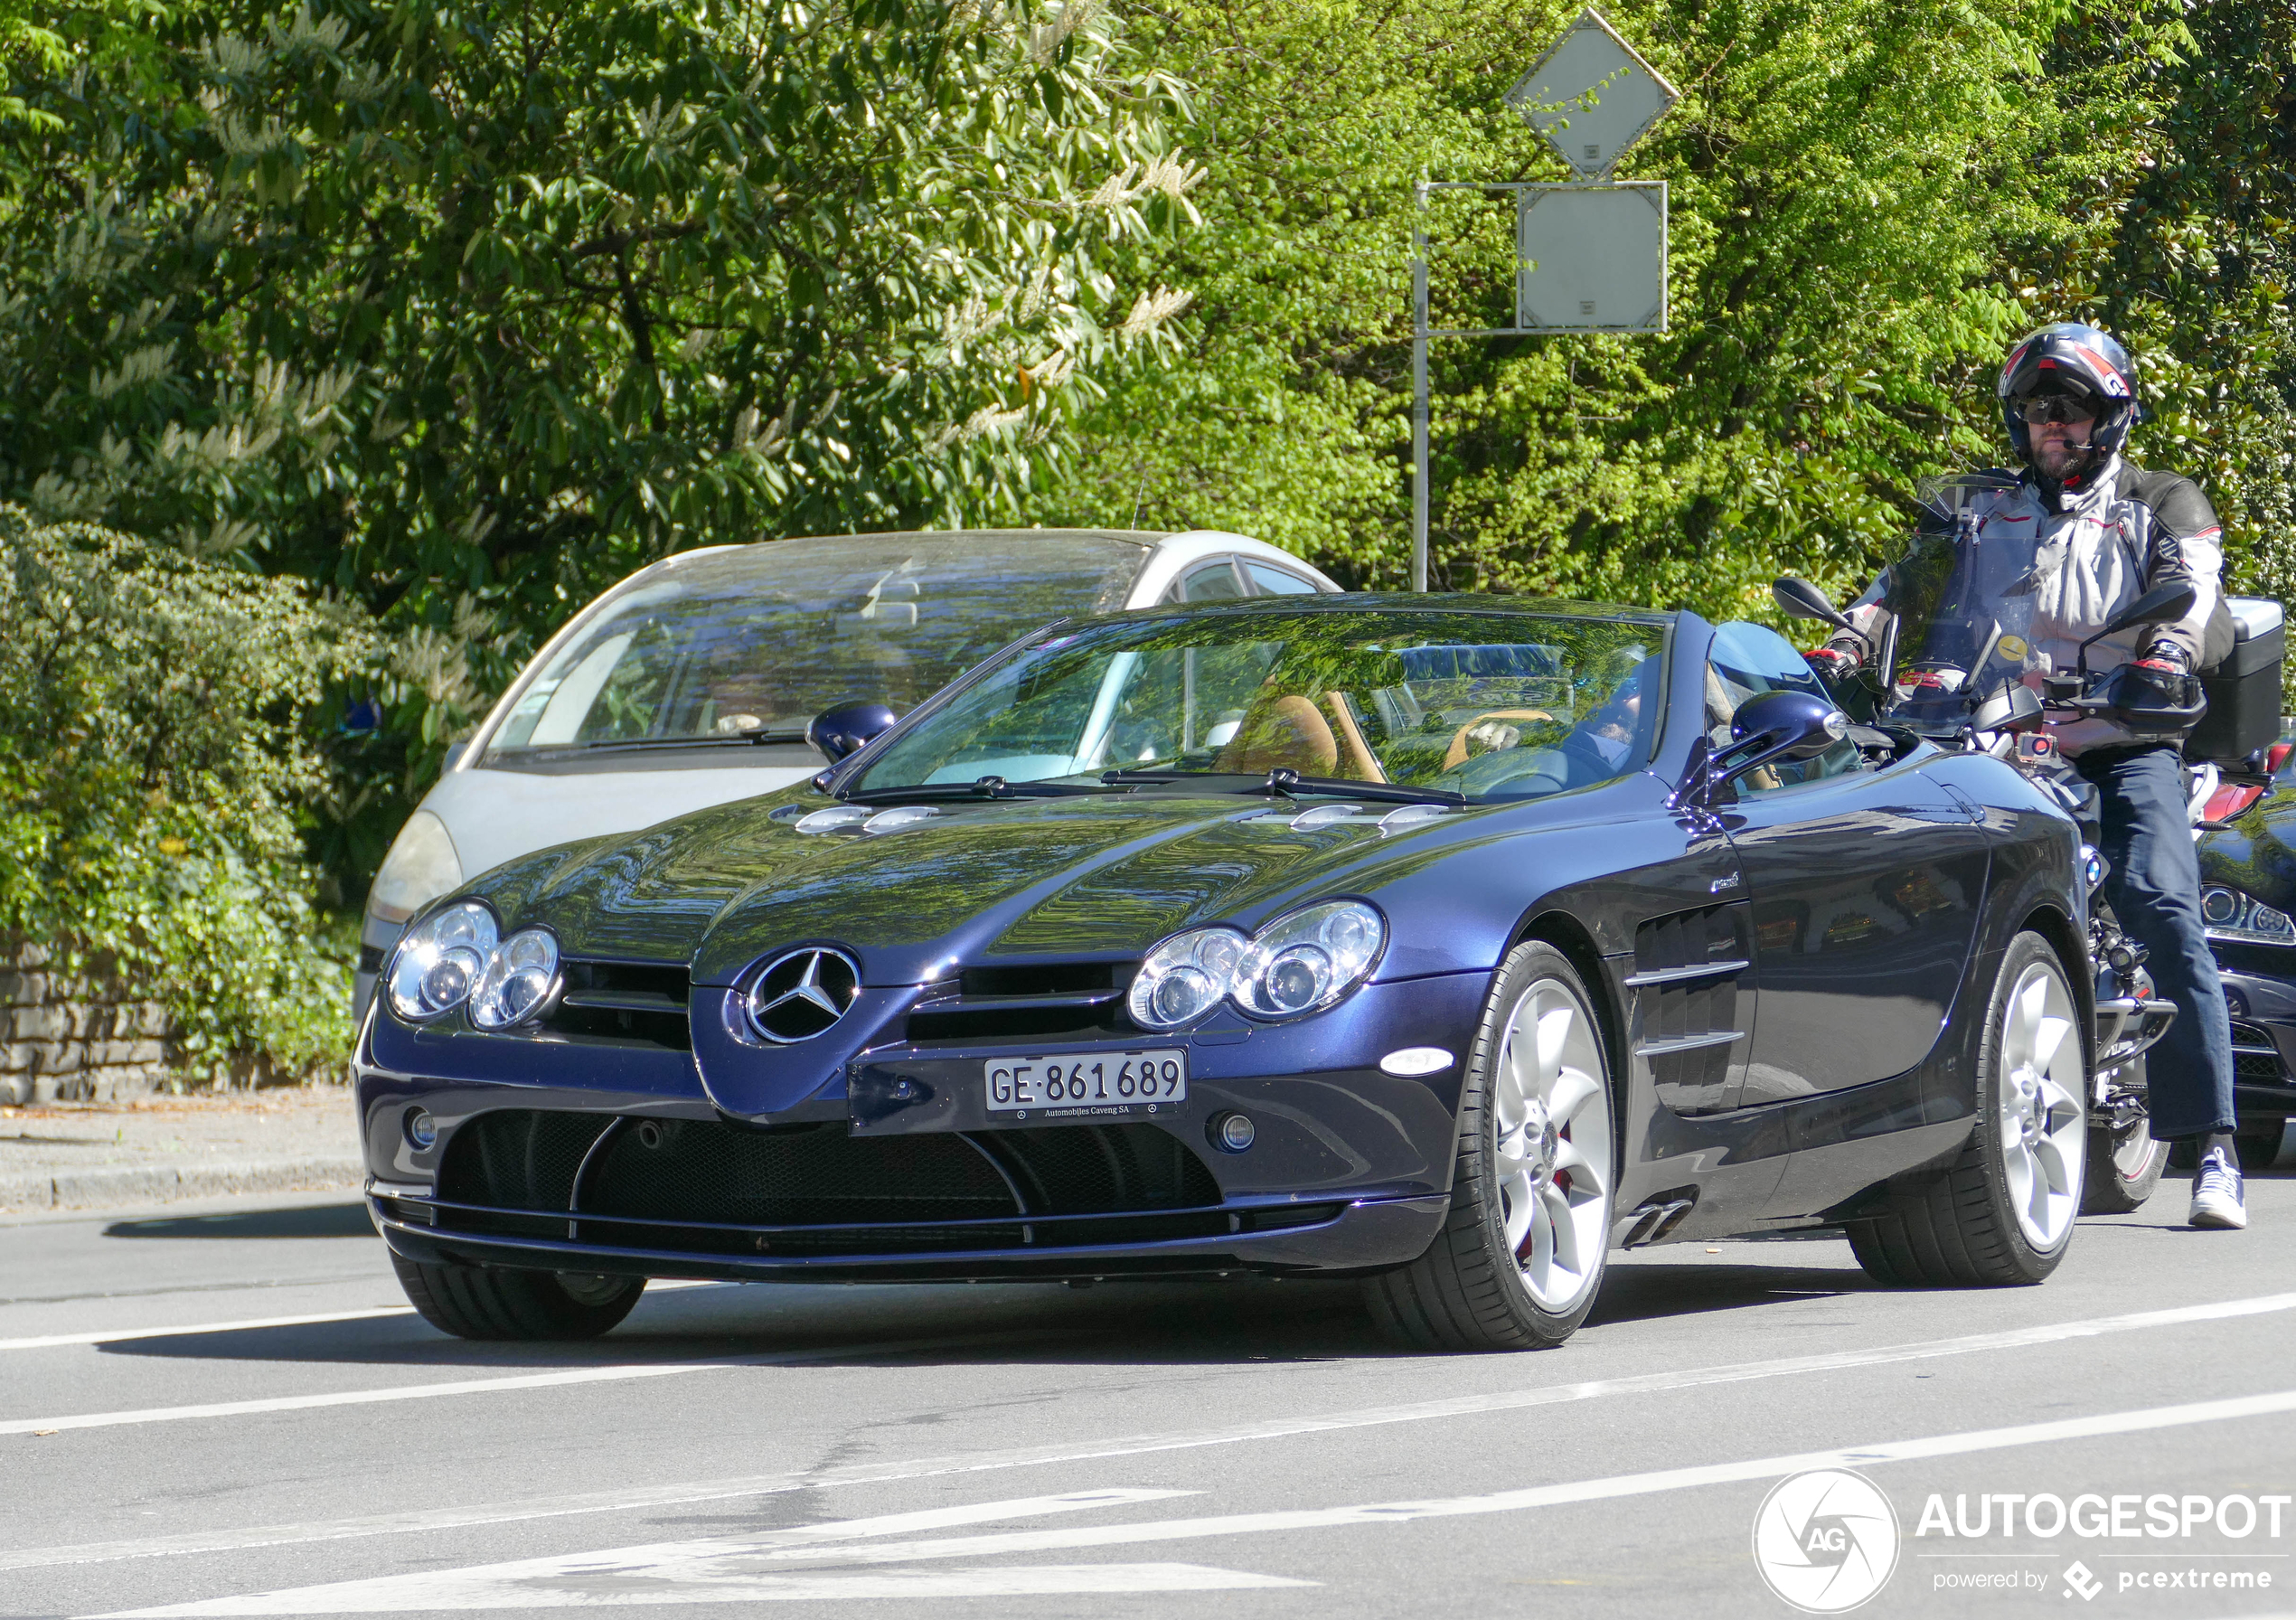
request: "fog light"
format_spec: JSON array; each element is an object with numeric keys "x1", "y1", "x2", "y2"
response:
[
  {"x1": 403, "y1": 1107, "x2": 438, "y2": 1150},
  {"x1": 1211, "y1": 1112, "x2": 1256, "y2": 1153}
]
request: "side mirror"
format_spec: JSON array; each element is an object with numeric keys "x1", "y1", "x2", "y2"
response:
[
  {"x1": 1773, "y1": 577, "x2": 1854, "y2": 631},
  {"x1": 1674, "y1": 690, "x2": 1849, "y2": 809},
  {"x1": 2077, "y1": 580, "x2": 2198, "y2": 675},
  {"x1": 807, "y1": 701, "x2": 899, "y2": 764},
  {"x1": 2104, "y1": 580, "x2": 2197, "y2": 637}
]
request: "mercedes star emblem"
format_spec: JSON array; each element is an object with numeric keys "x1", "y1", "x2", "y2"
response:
[{"x1": 743, "y1": 947, "x2": 861, "y2": 1043}]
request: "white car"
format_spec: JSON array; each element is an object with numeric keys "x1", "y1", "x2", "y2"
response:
[{"x1": 356, "y1": 528, "x2": 1341, "y2": 1012}]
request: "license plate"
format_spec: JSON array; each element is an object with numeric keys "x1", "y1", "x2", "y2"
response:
[{"x1": 983, "y1": 1050, "x2": 1187, "y2": 1113}]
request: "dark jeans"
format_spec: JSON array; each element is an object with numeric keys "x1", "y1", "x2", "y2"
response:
[{"x1": 2075, "y1": 744, "x2": 2237, "y2": 1140}]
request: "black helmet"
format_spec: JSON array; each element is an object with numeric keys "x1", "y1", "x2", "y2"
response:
[{"x1": 1997, "y1": 323, "x2": 2141, "y2": 464}]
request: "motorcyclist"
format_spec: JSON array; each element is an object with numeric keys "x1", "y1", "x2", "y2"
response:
[{"x1": 1810, "y1": 323, "x2": 2246, "y2": 1229}]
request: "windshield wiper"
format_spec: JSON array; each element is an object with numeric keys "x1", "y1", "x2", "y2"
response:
[
  {"x1": 562, "y1": 728, "x2": 813, "y2": 754},
  {"x1": 842, "y1": 775, "x2": 1129, "y2": 805},
  {"x1": 1101, "y1": 768, "x2": 1465, "y2": 808}
]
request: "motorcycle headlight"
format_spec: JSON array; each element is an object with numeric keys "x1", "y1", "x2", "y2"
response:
[
  {"x1": 1236, "y1": 900, "x2": 1386, "y2": 1017},
  {"x1": 2202, "y1": 885, "x2": 2295, "y2": 944},
  {"x1": 386, "y1": 900, "x2": 498, "y2": 1022},
  {"x1": 469, "y1": 928, "x2": 562, "y2": 1030},
  {"x1": 1128, "y1": 928, "x2": 1250, "y2": 1031}
]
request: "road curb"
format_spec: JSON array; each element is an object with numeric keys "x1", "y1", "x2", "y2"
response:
[{"x1": 0, "y1": 1156, "x2": 364, "y2": 1213}]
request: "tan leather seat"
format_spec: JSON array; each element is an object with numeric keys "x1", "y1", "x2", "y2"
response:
[{"x1": 1215, "y1": 692, "x2": 1339, "y2": 776}]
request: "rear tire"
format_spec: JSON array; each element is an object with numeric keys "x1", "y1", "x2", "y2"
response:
[
  {"x1": 1365, "y1": 941, "x2": 1617, "y2": 1352},
  {"x1": 1847, "y1": 932, "x2": 2086, "y2": 1287},
  {"x1": 391, "y1": 1253, "x2": 645, "y2": 1340},
  {"x1": 2082, "y1": 1059, "x2": 2165, "y2": 1214}
]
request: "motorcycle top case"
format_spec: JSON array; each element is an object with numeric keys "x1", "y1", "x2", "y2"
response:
[{"x1": 2188, "y1": 596, "x2": 2284, "y2": 767}]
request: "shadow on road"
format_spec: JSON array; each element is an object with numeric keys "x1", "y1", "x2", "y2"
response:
[
  {"x1": 95, "y1": 1248, "x2": 1875, "y2": 1371},
  {"x1": 103, "y1": 1202, "x2": 377, "y2": 1241}
]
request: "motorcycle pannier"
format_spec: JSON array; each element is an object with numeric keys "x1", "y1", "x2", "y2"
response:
[{"x1": 2186, "y1": 597, "x2": 2285, "y2": 765}]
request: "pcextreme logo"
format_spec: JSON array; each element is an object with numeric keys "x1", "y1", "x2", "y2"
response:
[{"x1": 1752, "y1": 1469, "x2": 1903, "y2": 1613}]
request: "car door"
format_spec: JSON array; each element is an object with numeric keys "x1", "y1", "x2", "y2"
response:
[{"x1": 1708, "y1": 623, "x2": 1990, "y2": 1107}]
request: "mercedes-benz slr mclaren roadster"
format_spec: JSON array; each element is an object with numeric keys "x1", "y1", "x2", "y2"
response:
[{"x1": 358, "y1": 596, "x2": 2094, "y2": 1352}]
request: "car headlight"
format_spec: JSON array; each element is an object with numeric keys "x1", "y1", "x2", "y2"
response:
[
  {"x1": 1128, "y1": 928, "x2": 1250, "y2": 1030},
  {"x1": 2201, "y1": 885, "x2": 2296, "y2": 945},
  {"x1": 387, "y1": 900, "x2": 499, "y2": 1022},
  {"x1": 469, "y1": 928, "x2": 562, "y2": 1029},
  {"x1": 368, "y1": 810, "x2": 465, "y2": 926},
  {"x1": 1128, "y1": 900, "x2": 1387, "y2": 1029}
]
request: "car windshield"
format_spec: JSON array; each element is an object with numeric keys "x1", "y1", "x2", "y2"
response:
[
  {"x1": 852, "y1": 606, "x2": 1667, "y2": 802},
  {"x1": 482, "y1": 532, "x2": 1147, "y2": 758}
]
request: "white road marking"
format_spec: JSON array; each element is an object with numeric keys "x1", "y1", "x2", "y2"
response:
[
  {"x1": 95, "y1": 1564, "x2": 1304, "y2": 1613},
  {"x1": 83, "y1": 1493, "x2": 1228, "y2": 1616},
  {"x1": 86, "y1": 1387, "x2": 2296, "y2": 1615},
  {"x1": 0, "y1": 1280, "x2": 729, "y2": 1352},
  {"x1": 0, "y1": 1329, "x2": 1049, "y2": 1437},
  {"x1": 0, "y1": 1309, "x2": 416, "y2": 1352},
  {"x1": 12, "y1": 1289, "x2": 2294, "y2": 1574}
]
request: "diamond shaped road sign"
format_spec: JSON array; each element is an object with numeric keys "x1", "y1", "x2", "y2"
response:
[{"x1": 1506, "y1": 10, "x2": 1679, "y2": 179}]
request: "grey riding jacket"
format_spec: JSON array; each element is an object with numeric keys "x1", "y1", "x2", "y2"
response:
[{"x1": 1832, "y1": 457, "x2": 2225, "y2": 756}]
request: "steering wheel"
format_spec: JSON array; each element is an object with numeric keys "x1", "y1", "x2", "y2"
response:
[{"x1": 1441, "y1": 709, "x2": 1554, "y2": 771}]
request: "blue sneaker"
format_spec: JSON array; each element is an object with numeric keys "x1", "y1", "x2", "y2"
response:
[{"x1": 2188, "y1": 1147, "x2": 2247, "y2": 1229}]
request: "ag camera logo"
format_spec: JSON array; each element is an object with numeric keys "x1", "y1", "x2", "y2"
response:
[{"x1": 1753, "y1": 1469, "x2": 1901, "y2": 1613}]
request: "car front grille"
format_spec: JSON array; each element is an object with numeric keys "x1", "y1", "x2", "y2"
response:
[
  {"x1": 423, "y1": 1108, "x2": 1248, "y2": 1261},
  {"x1": 541, "y1": 960, "x2": 692, "y2": 1050},
  {"x1": 2230, "y1": 1020, "x2": 2286, "y2": 1082},
  {"x1": 900, "y1": 960, "x2": 1139, "y2": 1045}
]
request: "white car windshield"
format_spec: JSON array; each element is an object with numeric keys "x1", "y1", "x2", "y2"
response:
[
  {"x1": 852, "y1": 606, "x2": 1667, "y2": 802},
  {"x1": 484, "y1": 532, "x2": 1146, "y2": 758}
]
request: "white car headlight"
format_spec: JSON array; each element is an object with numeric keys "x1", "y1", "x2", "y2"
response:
[
  {"x1": 1128, "y1": 928, "x2": 1249, "y2": 1030},
  {"x1": 1236, "y1": 900, "x2": 1387, "y2": 1017},
  {"x1": 387, "y1": 900, "x2": 498, "y2": 1022},
  {"x1": 369, "y1": 810, "x2": 465, "y2": 926},
  {"x1": 470, "y1": 928, "x2": 562, "y2": 1029},
  {"x1": 2201, "y1": 885, "x2": 2295, "y2": 945},
  {"x1": 1128, "y1": 900, "x2": 1387, "y2": 1029}
]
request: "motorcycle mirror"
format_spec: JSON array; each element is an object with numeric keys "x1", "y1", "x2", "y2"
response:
[
  {"x1": 2103, "y1": 580, "x2": 2197, "y2": 637},
  {"x1": 806, "y1": 700, "x2": 899, "y2": 764},
  {"x1": 1772, "y1": 577, "x2": 1855, "y2": 630},
  {"x1": 1971, "y1": 683, "x2": 2046, "y2": 734}
]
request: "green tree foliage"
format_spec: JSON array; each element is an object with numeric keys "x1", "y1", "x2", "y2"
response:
[
  {"x1": 1041, "y1": 0, "x2": 2293, "y2": 630},
  {"x1": 3, "y1": 0, "x2": 1200, "y2": 883},
  {"x1": 0, "y1": 506, "x2": 369, "y2": 1077}
]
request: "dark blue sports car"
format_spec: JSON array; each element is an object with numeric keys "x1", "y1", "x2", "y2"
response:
[{"x1": 358, "y1": 596, "x2": 2092, "y2": 1352}]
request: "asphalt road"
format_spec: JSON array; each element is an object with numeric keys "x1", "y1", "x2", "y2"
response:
[{"x1": 4, "y1": 1164, "x2": 2292, "y2": 1620}]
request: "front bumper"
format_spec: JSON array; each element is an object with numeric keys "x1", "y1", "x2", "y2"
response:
[
  {"x1": 2210, "y1": 955, "x2": 2296, "y2": 1128},
  {"x1": 369, "y1": 1182, "x2": 1451, "y2": 1283},
  {"x1": 355, "y1": 973, "x2": 1488, "y2": 1282}
]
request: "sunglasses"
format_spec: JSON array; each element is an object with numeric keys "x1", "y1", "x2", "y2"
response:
[{"x1": 2023, "y1": 395, "x2": 2099, "y2": 425}]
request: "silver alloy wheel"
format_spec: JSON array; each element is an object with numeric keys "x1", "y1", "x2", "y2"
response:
[
  {"x1": 1492, "y1": 976, "x2": 1614, "y2": 1313},
  {"x1": 1998, "y1": 960, "x2": 2085, "y2": 1248}
]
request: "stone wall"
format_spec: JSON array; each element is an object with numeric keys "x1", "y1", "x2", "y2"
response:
[{"x1": 0, "y1": 943, "x2": 176, "y2": 1105}]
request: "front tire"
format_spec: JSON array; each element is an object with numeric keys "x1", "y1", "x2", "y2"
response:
[
  {"x1": 392, "y1": 1253, "x2": 646, "y2": 1340},
  {"x1": 1366, "y1": 941, "x2": 1617, "y2": 1351},
  {"x1": 1848, "y1": 932, "x2": 2087, "y2": 1286}
]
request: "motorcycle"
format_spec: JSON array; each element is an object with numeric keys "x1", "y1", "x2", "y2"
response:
[{"x1": 1773, "y1": 480, "x2": 2207, "y2": 1213}]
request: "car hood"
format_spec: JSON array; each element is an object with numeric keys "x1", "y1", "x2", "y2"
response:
[
  {"x1": 463, "y1": 786, "x2": 1538, "y2": 986},
  {"x1": 2199, "y1": 779, "x2": 2296, "y2": 912}
]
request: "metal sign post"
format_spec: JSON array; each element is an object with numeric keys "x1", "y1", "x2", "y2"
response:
[{"x1": 1410, "y1": 9, "x2": 1678, "y2": 592}]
